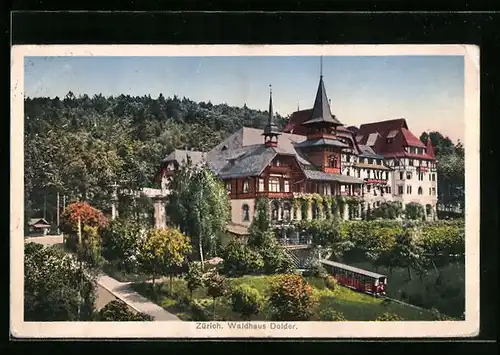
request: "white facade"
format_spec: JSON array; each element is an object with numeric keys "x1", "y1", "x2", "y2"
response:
[{"x1": 386, "y1": 157, "x2": 438, "y2": 217}]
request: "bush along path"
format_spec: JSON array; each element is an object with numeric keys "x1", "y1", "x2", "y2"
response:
[{"x1": 24, "y1": 234, "x2": 181, "y2": 321}]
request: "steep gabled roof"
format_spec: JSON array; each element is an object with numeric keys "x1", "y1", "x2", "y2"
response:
[
  {"x1": 29, "y1": 218, "x2": 51, "y2": 227},
  {"x1": 401, "y1": 128, "x2": 426, "y2": 148},
  {"x1": 357, "y1": 118, "x2": 408, "y2": 138},
  {"x1": 162, "y1": 149, "x2": 206, "y2": 165},
  {"x1": 356, "y1": 118, "x2": 432, "y2": 159},
  {"x1": 217, "y1": 145, "x2": 278, "y2": 179}
]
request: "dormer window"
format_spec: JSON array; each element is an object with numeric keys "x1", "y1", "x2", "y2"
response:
[
  {"x1": 275, "y1": 159, "x2": 281, "y2": 166},
  {"x1": 221, "y1": 145, "x2": 227, "y2": 152},
  {"x1": 243, "y1": 179, "x2": 250, "y2": 193},
  {"x1": 386, "y1": 138, "x2": 394, "y2": 144}
]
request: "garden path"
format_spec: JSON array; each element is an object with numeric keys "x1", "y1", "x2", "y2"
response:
[{"x1": 25, "y1": 235, "x2": 181, "y2": 321}]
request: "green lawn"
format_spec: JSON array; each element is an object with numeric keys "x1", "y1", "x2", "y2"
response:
[
  {"x1": 131, "y1": 275, "x2": 441, "y2": 321},
  {"x1": 100, "y1": 261, "x2": 152, "y2": 283},
  {"x1": 346, "y1": 260, "x2": 465, "y2": 319}
]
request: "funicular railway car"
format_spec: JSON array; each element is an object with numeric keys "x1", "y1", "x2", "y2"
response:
[{"x1": 320, "y1": 260, "x2": 387, "y2": 296}]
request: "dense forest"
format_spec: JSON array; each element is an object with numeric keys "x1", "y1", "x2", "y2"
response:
[{"x1": 24, "y1": 92, "x2": 464, "y2": 228}]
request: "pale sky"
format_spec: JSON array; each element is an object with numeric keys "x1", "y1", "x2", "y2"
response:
[{"x1": 24, "y1": 55, "x2": 464, "y2": 143}]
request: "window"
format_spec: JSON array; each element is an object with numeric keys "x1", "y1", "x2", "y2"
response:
[
  {"x1": 275, "y1": 159, "x2": 281, "y2": 166},
  {"x1": 432, "y1": 187, "x2": 436, "y2": 195},
  {"x1": 386, "y1": 138, "x2": 393, "y2": 144},
  {"x1": 399, "y1": 172, "x2": 404, "y2": 180},
  {"x1": 221, "y1": 146, "x2": 227, "y2": 151},
  {"x1": 347, "y1": 169, "x2": 350, "y2": 176},
  {"x1": 271, "y1": 201, "x2": 279, "y2": 221},
  {"x1": 418, "y1": 172, "x2": 424, "y2": 181},
  {"x1": 398, "y1": 185, "x2": 404, "y2": 195},
  {"x1": 385, "y1": 171, "x2": 389, "y2": 180},
  {"x1": 368, "y1": 158, "x2": 373, "y2": 164},
  {"x1": 328, "y1": 155, "x2": 338, "y2": 168},
  {"x1": 226, "y1": 182, "x2": 232, "y2": 194},
  {"x1": 394, "y1": 159, "x2": 399, "y2": 166},
  {"x1": 386, "y1": 186, "x2": 391, "y2": 194},
  {"x1": 242, "y1": 204, "x2": 250, "y2": 222},
  {"x1": 409, "y1": 159, "x2": 414, "y2": 166},
  {"x1": 269, "y1": 177, "x2": 280, "y2": 192},
  {"x1": 367, "y1": 170, "x2": 371, "y2": 179},
  {"x1": 357, "y1": 169, "x2": 361, "y2": 178},
  {"x1": 284, "y1": 180, "x2": 290, "y2": 193},
  {"x1": 243, "y1": 179, "x2": 250, "y2": 193},
  {"x1": 283, "y1": 203, "x2": 292, "y2": 221},
  {"x1": 258, "y1": 178, "x2": 265, "y2": 192},
  {"x1": 429, "y1": 188, "x2": 432, "y2": 195},
  {"x1": 418, "y1": 186, "x2": 423, "y2": 195},
  {"x1": 407, "y1": 185, "x2": 412, "y2": 194},
  {"x1": 428, "y1": 173, "x2": 431, "y2": 181},
  {"x1": 406, "y1": 172, "x2": 412, "y2": 180},
  {"x1": 432, "y1": 174, "x2": 436, "y2": 181},
  {"x1": 367, "y1": 185, "x2": 371, "y2": 193}
]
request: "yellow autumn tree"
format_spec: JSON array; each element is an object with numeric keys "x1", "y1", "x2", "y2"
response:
[{"x1": 138, "y1": 227, "x2": 192, "y2": 291}]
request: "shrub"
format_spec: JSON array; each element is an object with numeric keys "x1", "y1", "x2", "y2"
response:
[
  {"x1": 220, "y1": 239, "x2": 264, "y2": 276},
  {"x1": 230, "y1": 284, "x2": 265, "y2": 320},
  {"x1": 319, "y1": 309, "x2": 346, "y2": 321},
  {"x1": 185, "y1": 262, "x2": 204, "y2": 299},
  {"x1": 405, "y1": 202, "x2": 425, "y2": 220},
  {"x1": 375, "y1": 312, "x2": 404, "y2": 321},
  {"x1": 303, "y1": 262, "x2": 327, "y2": 278},
  {"x1": 259, "y1": 243, "x2": 296, "y2": 274},
  {"x1": 97, "y1": 300, "x2": 153, "y2": 321},
  {"x1": 324, "y1": 275, "x2": 338, "y2": 291},
  {"x1": 268, "y1": 274, "x2": 316, "y2": 321}
]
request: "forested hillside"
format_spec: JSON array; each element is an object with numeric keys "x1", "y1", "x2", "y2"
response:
[{"x1": 24, "y1": 92, "x2": 286, "y2": 224}]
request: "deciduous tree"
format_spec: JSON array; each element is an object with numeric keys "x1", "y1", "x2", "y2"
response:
[
  {"x1": 24, "y1": 243, "x2": 96, "y2": 321},
  {"x1": 204, "y1": 272, "x2": 228, "y2": 320},
  {"x1": 137, "y1": 227, "x2": 192, "y2": 289}
]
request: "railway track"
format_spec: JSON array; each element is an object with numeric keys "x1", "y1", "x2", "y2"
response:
[{"x1": 380, "y1": 295, "x2": 429, "y2": 312}]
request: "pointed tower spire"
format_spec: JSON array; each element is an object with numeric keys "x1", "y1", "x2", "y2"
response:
[
  {"x1": 320, "y1": 55, "x2": 323, "y2": 78},
  {"x1": 262, "y1": 84, "x2": 281, "y2": 147},
  {"x1": 302, "y1": 62, "x2": 342, "y2": 127},
  {"x1": 426, "y1": 136, "x2": 436, "y2": 158}
]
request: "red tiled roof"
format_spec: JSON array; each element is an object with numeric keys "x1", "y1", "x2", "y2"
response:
[
  {"x1": 356, "y1": 118, "x2": 433, "y2": 160},
  {"x1": 357, "y1": 118, "x2": 408, "y2": 137},
  {"x1": 426, "y1": 137, "x2": 436, "y2": 158},
  {"x1": 401, "y1": 128, "x2": 426, "y2": 148},
  {"x1": 282, "y1": 109, "x2": 312, "y2": 135}
]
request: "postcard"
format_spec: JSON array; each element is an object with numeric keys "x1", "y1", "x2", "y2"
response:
[{"x1": 11, "y1": 44, "x2": 479, "y2": 338}]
